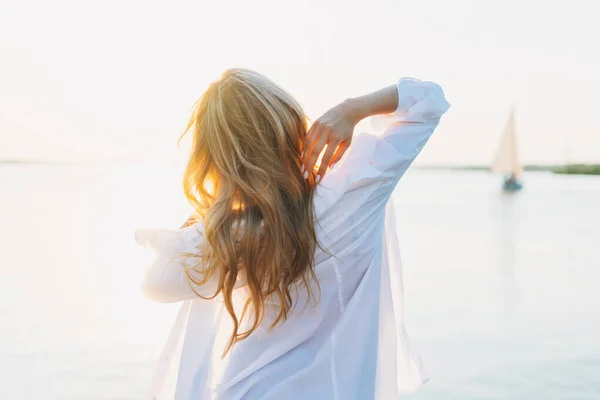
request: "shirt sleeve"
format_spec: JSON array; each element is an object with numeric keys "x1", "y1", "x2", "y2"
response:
[
  {"x1": 135, "y1": 223, "x2": 214, "y2": 303},
  {"x1": 328, "y1": 78, "x2": 449, "y2": 199},
  {"x1": 316, "y1": 78, "x2": 449, "y2": 232},
  {"x1": 366, "y1": 77, "x2": 450, "y2": 184}
]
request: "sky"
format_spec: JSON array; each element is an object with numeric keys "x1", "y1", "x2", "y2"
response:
[{"x1": 1, "y1": 0, "x2": 599, "y2": 165}]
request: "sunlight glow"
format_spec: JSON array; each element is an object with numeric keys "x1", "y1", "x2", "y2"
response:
[{"x1": 313, "y1": 144, "x2": 328, "y2": 172}]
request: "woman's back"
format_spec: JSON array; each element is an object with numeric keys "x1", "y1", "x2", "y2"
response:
[{"x1": 137, "y1": 75, "x2": 450, "y2": 399}]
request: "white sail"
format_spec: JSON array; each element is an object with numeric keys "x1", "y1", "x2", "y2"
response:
[{"x1": 492, "y1": 110, "x2": 522, "y2": 177}]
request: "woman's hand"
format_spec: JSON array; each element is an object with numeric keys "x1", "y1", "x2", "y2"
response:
[
  {"x1": 179, "y1": 215, "x2": 197, "y2": 229},
  {"x1": 301, "y1": 84, "x2": 398, "y2": 182},
  {"x1": 301, "y1": 101, "x2": 359, "y2": 182}
]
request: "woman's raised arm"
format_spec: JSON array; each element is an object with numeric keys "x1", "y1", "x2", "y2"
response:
[
  {"x1": 301, "y1": 84, "x2": 399, "y2": 181},
  {"x1": 302, "y1": 78, "x2": 450, "y2": 182}
]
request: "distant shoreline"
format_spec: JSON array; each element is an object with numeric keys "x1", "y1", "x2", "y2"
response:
[
  {"x1": 0, "y1": 159, "x2": 71, "y2": 166},
  {"x1": 417, "y1": 164, "x2": 600, "y2": 175},
  {"x1": 552, "y1": 164, "x2": 600, "y2": 175},
  {"x1": 2, "y1": 160, "x2": 599, "y2": 175}
]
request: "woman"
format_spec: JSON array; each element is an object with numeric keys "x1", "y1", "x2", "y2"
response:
[{"x1": 136, "y1": 69, "x2": 450, "y2": 399}]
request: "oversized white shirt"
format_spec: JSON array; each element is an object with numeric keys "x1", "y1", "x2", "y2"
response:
[{"x1": 136, "y1": 78, "x2": 450, "y2": 400}]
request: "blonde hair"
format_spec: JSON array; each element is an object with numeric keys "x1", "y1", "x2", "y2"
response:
[{"x1": 181, "y1": 68, "x2": 318, "y2": 354}]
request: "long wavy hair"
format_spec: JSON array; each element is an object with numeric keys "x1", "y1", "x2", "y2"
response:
[{"x1": 180, "y1": 68, "x2": 318, "y2": 354}]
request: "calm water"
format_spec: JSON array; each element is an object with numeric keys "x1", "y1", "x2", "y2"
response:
[{"x1": 1, "y1": 164, "x2": 599, "y2": 399}]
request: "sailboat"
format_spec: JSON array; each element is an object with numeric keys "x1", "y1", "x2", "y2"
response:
[{"x1": 491, "y1": 110, "x2": 523, "y2": 192}]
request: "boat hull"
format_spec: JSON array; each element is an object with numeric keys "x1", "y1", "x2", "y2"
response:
[{"x1": 503, "y1": 179, "x2": 523, "y2": 192}]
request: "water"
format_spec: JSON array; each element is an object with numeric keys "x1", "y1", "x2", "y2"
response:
[{"x1": 1, "y1": 164, "x2": 599, "y2": 399}]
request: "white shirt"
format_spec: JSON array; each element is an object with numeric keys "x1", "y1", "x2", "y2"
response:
[{"x1": 136, "y1": 77, "x2": 450, "y2": 400}]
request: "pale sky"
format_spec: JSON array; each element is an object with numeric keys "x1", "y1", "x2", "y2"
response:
[{"x1": 1, "y1": 0, "x2": 599, "y2": 165}]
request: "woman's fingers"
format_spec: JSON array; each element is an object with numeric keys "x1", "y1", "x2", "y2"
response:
[
  {"x1": 315, "y1": 140, "x2": 339, "y2": 182},
  {"x1": 304, "y1": 133, "x2": 327, "y2": 177},
  {"x1": 302, "y1": 123, "x2": 317, "y2": 160},
  {"x1": 303, "y1": 100, "x2": 358, "y2": 180},
  {"x1": 302, "y1": 123, "x2": 321, "y2": 171},
  {"x1": 302, "y1": 117, "x2": 352, "y2": 181},
  {"x1": 179, "y1": 215, "x2": 196, "y2": 229},
  {"x1": 302, "y1": 121, "x2": 327, "y2": 173}
]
